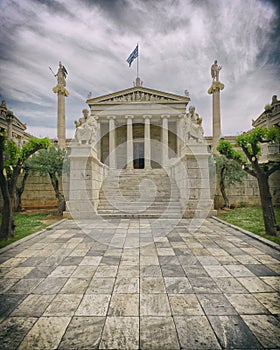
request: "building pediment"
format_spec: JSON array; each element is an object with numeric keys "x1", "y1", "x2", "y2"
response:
[{"x1": 87, "y1": 86, "x2": 189, "y2": 105}]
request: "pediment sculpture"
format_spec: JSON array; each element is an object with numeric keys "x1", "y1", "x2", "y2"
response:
[
  {"x1": 99, "y1": 91, "x2": 176, "y2": 103},
  {"x1": 184, "y1": 106, "x2": 204, "y2": 143},
  {"x1": 74, "y1": 109, "x2": 97, "y2": 145}
]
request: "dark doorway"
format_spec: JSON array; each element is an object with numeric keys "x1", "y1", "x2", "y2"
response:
[{"x1": 133, "y1": 142, "x2": 144, "y2": 169}]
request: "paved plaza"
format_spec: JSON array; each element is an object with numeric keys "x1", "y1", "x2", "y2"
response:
[{"x1": 0, "y1": 217, "x2": 280, "y2": 349}]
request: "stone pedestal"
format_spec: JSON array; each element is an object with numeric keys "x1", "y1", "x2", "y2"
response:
[{"x1": 64, "y1": 144, "x2": 105, "y2": 219}]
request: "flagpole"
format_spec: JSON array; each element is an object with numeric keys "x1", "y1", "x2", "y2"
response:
[{"x1": 137, "y1": 43, "x2": 139, "y2": 78}]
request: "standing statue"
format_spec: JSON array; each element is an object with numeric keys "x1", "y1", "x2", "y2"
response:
[
  {"x1": 55, "y1": 61, "x2": 68, "y2": 86},
  {"x1": 74, "y1": 109, "x2": 97, "y2": 145},
  {"x1": 184, "y1": 106, "x2": 204, "y2": 143},
  {"x1": 211, "y1": 60, "x2": 222, "y2": 82}
]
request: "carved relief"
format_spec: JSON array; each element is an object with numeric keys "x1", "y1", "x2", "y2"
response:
[{"x1": 98, "y1": 91, "x2": 178, "y2": 103}]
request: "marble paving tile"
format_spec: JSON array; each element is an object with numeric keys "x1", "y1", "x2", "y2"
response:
[
  {"x1": 245, "y1": 263, "x2": 278, "y2": 276},
  {"x1": 23, "y1": 266, "x2": 54, "y2": 279},
  {"x1": 43, "y1": 294, "x2": 83, "y2": 316},
  {"x1": 113, "y1": 277, "x2": 139, "y2": 293},
  {"x1": 32, "y1": 277, "x2": 68, "y2": 294},
  {"x1": 140, "y1": 265, "x2": 162, "y2": 277},
  {"x1": 7, "y1": 278, "x2": 43, "y2": 294},
  {"x1": 197, "y1": 293, "x2": 237, "y2": 316},
  {"x1": 100, "y1": 316, "x2": 139, "y2": 349},
  {"x1": 237, "y1": 277, "x2": 275, "y2": 292},
  {"x1": 71, "y1": 265, "x2": 98, "y2": 278},
  {"x1": 58, "y1": 316, "x2": 105, "y2": 349},
  {"x1": 79, "y1": 256, "x2": 102, "y2": 265},
  {"x1": 86, "y1": 277, "x2": 115, "y2": 294},
  {"x1": 4, "y1": 266, "x2": 34, "y2": 278},
  {"x1": 164, "y1": 277, "x2": 193, "y2": 294},
  {"x1": 208, "y1": 315, "x2": 263, "y2": 349},
  {"x1": 140, "y1": 255, "x2": 159, "y2": 265},
  {"x1": 19, "y1": 256, "x2": 46, "y2": 267},
  {"x1": 158, "y1": 255, "x2": 180, "y2": 265},
  {"x1": 255, "y1": 254, "x2": 279, "y2": 265},
  {"x1": 174, "y1": 316, "x2": 221, "y2": 349},
  {"x1": 1, "y1": 257, "x2": 27, "y2": 267},
  {"x1": 157, "y1": 248, "x2": 175, "y2": 256},
  {"x1": 93, "y1": 265, "x2": 118, "y2": 278},
  {"x1": 140, "y1": 277, "x2": 166, "y2": 293},
  {"x1": 0, "y1": 278, "x2": 19, "y2": 293},
  {"x1": 75, "y1": 294, "x2": 111, "y2": 316},
  {"x1": 60, "y1": 277, "x2": 91, "y2": 294},
  {"x1": 11, "y1": 294, "x2": 55, "y2": 316},
  {"x1": 161, "y1": 264, "x2": 185, "y2": 277},
  {"x1": 120, "y1": 255, "x2": 139, "y2": 266},
  {"x1": 140, "y1": 293, "x2": 171, "y2": 316},
  {"x1": 196, "y1": 255, "x2": 221, "y2": 265},
  {"x1": 183, "y1": 265, "x2": 209, "y2": 278},
  {"x1": 0, "y1": 316, "x2": 37, "y2": 350},
  {"x1": 108, "y1": 293, "x2": 139, "y2": 316},
  {"x1": 267, "y1": 263, "x2": 280, "y2": 274},
  {"x1": 214, "y1": 277, "x2": 248, "y2": 294},
  {"x1": 253, "y1": 292, "x2": 280, "y2": 314},
  {"x1": 169, "y1": 294, "x2": 204, "y2": 316},
  {"x1": 0, "y1": 294, "x2": 25, "y2": 317},
  {"x1": 100, "y1": 256, "x2": 121, "y2": 266},
  {"x1": 18, "y1": 316, "x2": 71, "y2": 350},
  {"x1": 140, "y1": 316, "x2": 180, "y2": 350},
  {"x1": 188, "y1": 277, "x2": 221, "y2": 294},
  {"x1": 48, "y1": 265, "x2": 76, "y2": 278},
  {"x1": 260, "y1": 276, "x2": 280, "y2": 291},
  {"x1": 215, "y1": 255, "x2": 239, "y2": 264},
  {"x1": 225, "y1": 293, "x2": 269, "y2": 314},
  {"x1": 235, "y1": 254, "x2": 260, "y2": 264},
  {"x1": 177, "y1": 254, "x2": 200, "y2": 265},
  {"x1": 118, "y1": 265, "x2": 139, "y2": 277},
  {"x1": 225, "y1": 264, "x2": 255, "y2": 277},
  {"x1": 241, "y1": 314, "x2": 280, "y2": 348},
  {"x1": 204, "y1": 265, "x2": 232, "y2": 278}
]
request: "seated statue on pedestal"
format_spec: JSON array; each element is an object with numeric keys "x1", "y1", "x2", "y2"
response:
[
  {"x1": 184, "y1": 106, "x2": 204, "y2": 143},
  {"x1": 74, "y1": 109, "x2": 97, "y2": 145}
]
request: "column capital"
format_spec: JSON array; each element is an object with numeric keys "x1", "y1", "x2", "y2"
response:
[
  {"x1": 125, "y1": 115, "x2": 134, "y2": 119},
  {"x1": 161, "y1": 114, "x2": 170, "y2": 119},
  {"x1": 143, "y1": 114, "x2": 152, "y2": 119},
  {"x1": 107, "y1": 115, "x2": 116, "y2": 120}
]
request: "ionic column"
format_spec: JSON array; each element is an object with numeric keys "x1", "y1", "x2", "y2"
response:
[
  {"x1": 161, "y1": 115, "x2": 170, "y2": 166},
  {"x1": 107, "y1": 116, "x2": 116, "y2": 168},
  {"x1": 125, "y1": 115, "x2": 134, "y2": 169},
  {"x1": 177, "y1": 114, "x2": 185, "y2": 156},
  {"x1": 143, "y1": 115, "x2": 152, "y2": 169}
]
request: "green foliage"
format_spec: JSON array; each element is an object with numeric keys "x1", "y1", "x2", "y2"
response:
[
  {"x1": 28, "y1": 146, "x2": 66, "y2": 177},
  {"x1": 0, "y1": 212, "x2": 50, "y2": 248},
  {"x1": 216, "y1": 139, "x2": 244, "y2": 162},
  {"x1": 217, "y1": 207, "x2": 280, "y2": 245},
  {"x1": 214, "y1": 154, "x2": 246, "y2": 187}
]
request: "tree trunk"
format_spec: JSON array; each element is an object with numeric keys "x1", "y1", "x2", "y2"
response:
[
  {"x1": 220, "y1": 165, "x2": 229, "y2": 208},
  {"x1": 257, "y1": 172, "x2": 278, "y2": 236},
  {"x1": 16, "y1": 169, "x2": 29, "y2": 212},
  {"x1": 0, "y1": 136, "x2": 13, "y2": 239},
  {"x1": 49, "y1": 173, "x2": 65, "y2": 216}
]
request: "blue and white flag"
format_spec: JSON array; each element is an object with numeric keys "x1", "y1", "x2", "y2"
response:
[{"x1": 126, "y1": 45, "x2": 138, "y2": 67}]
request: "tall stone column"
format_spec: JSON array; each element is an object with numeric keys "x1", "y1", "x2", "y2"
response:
[
  {"x1": 161, "y1": 115, "x2": 169, "y2": 166},
  {"x1": 52, "y1": 62, "x2": 69, "y2": 149},
  {"x1": 107, "y1": 116, "x2": 116, "y2": 168},
  {"x1": 143, "y1": 115, "x2": 152, "y2": 169},
  {"x1": 177, "y1": 114, "x2": 185, "y2": 156},
  {"x1": 125, "y1": 115, "x2": 134, "y2": 169},
  {"x1": 208, "y1": 60, "x2": 224, "y2": 154}
]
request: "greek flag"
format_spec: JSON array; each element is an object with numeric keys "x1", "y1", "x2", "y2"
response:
[{"x1": 126, "y1": 45, "x2": 138, "y2": 67}]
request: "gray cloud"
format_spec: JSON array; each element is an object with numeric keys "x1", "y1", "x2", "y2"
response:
[{"x1": 0, "y1": 0, "x2": 279, "y2": 139}]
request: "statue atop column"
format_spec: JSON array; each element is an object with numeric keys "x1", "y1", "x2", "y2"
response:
[
  {"x1": 211, "y1": 60, "x2": 222, "y2": 82},
  {"x1": 184, "y1": 106, "x2": 204, "y2": 143},
  {"x1": 74, "y1": 109, "x2": 97, "y2": 145},
  {"x1": 53, "y1": 61, "x2": 69, "y2": 96}
]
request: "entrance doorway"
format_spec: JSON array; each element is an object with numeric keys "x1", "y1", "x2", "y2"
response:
[{"x1": 133, "y1": 142, "x2": 144, "y2": 169}]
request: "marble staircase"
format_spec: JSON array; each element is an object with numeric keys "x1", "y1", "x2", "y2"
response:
[{"x1": 97, "y1": 169, "x2": 182, "y2": 218}]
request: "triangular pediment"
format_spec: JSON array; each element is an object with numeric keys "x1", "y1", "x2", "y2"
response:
[{"x1": 87, "y1": 86, "x2": 189, "y2": 105}]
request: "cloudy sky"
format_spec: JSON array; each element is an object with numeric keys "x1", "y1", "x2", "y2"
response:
[{"x1": 0, "y1": 0, "x2": 279, "y2": 139}]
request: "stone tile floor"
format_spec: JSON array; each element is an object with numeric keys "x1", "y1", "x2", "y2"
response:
[{"x1": 0, "y1": 217, "x2": 279, "y2": 349}]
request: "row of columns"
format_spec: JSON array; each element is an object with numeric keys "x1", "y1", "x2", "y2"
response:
[{"x1": 106, "y1": 114, "x2": 172, "y2": 169}]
